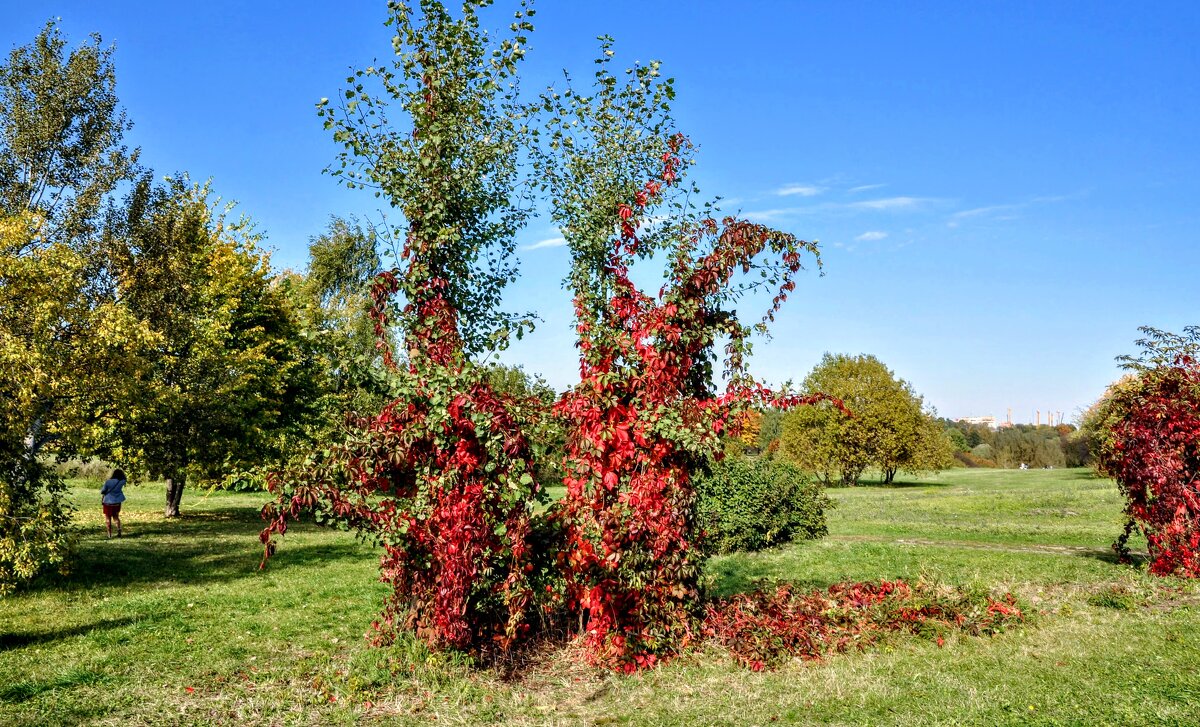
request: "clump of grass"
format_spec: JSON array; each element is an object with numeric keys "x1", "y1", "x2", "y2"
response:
[{"x1": 1087, "y1": 584, "x2": 1144, "y2": 610}]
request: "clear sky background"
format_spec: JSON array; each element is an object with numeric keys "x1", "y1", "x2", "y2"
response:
[{"x1": 5, "y1": 1, "x2": 1198, "y2": 422}]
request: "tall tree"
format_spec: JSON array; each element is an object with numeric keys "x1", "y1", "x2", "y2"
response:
[
  {"x1": 101, "y1": 178, "x2": 315, "y2": 516},
  {"x1": 536, "y1": 43, "x2": 827, "y2": 669},
  {"x1": 782, "y1": 353, "x2": 949, "y2": 485},
  {"x1": 0, "y1": 214, "x2": 104, "y2": 591},
  {"x1": 261, "y1": 1, "x2": 547, "y2": 655},
  {"x1": 289, "y1": 215, "x2": 389, "y2": 433},
  {"x1": 0, "y1": 20, "x2": 139, "y2": 247},
  {"x1": 0, "y1": 21, "x2": 141, "y2": 591}
]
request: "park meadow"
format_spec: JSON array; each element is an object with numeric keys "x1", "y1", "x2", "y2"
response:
[
  {"x1": 3, "y1": 467, "x2": 1198, "y2": 726},
  {"x1": 5, "y1": 2, "x2": 1200, "y2": 726}
]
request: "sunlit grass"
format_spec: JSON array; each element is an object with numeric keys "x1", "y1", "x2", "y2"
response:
[{"x1": 1, "y1": 469, "x2": 1196, "y2": 725}]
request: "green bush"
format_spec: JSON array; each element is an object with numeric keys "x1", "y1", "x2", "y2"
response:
[
  {"x1": 696, "y1": 458, "x2": 831, "y2": 555},
  {"x1": 50, "y1": 458, "x2": 115, "y2": 482},
  {"x1": 0, "y1": 455, "x2": 77, "y2": 596}
]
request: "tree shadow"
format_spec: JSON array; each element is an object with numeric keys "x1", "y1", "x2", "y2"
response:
[
  {"x1": 704, "y1": 542, "x2": 836, "y2": 598},
  {"x1": 30, "y1": 506, "x2": 376, "y2": 594},
  {"x1": 1075, "y1": 549, "x2": 1148, "y2": 568},
  {"x1": 1061, "y1": 468, "x2": 1108, "y2": 481},
  {"x1": 0, "y1": 616, "x2": 144, "y2": 652},
  {"x1": 846, "y1": 479, "x2": 955, "y2": 489},
  {"x1": 0, "y1": 666, "x2": 110, "y2": 704}
]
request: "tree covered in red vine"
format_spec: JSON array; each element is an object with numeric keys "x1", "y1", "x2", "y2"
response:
[
  {"x1": 1103, "y1": 326, "x2": 1200, "y2": 577},
  {"x1": 259, "y1": 0, "x2": 551, "y2": 654},
  {"x1": 536, "y1": 47, "x2": 842, "y2": 670}
]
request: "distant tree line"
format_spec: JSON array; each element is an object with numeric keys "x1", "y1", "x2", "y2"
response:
[{"x1": 940, "y1": 420, "x2": 1087, "y2": 469}]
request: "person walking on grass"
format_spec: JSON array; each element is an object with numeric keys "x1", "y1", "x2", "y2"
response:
[{"x1": 101, "y1": 469, "x2": 127, "y2": 539}]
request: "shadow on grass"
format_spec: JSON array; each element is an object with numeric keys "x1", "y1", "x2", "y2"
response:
[
  {"x1": 1076, "y1": 548, "x2": 1148, "y2": 568},
  {"x1": 0, "y1": 666, "x2": 109, "y2": 704},
  {"x1": 707, "y1": 562, "x2": 832, "y2": 599},
  {"x1": 32, "y1": 506, "x2": 376, "y2": 594},
  {"x1": 847, "y1": 479, "x2": 956, "y2": 489},
  {"x1": 0, "y1": 617, "x2": 142, "y2": 652},
  {"x1": 705, "y1": 541, "x2": 833, "y2": 598}
]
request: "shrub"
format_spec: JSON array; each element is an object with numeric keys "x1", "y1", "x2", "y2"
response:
[
  {"x1": 1101, "y1": 359, "x2": 1200, "y2": 576},
  {"x1": 970, "y1": 443, "x2": 995, "y2": 461},
  {"x1": 0, "y1": 455, "x2": 77, "y2": 596},
  {"x1": 50, "y1": 459, "x2": 114, "y2": 482},
  {"x1": 953, "y1": 451, "x2": 996, "y2": 468},
  {"x1": 695, "y1": 458, "x2": 830, "y2": 555}
]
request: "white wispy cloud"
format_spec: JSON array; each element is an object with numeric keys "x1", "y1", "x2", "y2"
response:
[
  {"x1": 951, "y1": 204, "x2": 1018, "y2": 221},
  {"x1": 776, "y1": 184, "x2": 824, "y2": 197},
  {"x1": 739, "y1": 207, "x2": 806, "y2": 221},
  {"x1": 855, "y1": 230, "x2": 888, "y2": 241},
  {"x1": 847, "y1": 183, "x2": 886, "y2": 194},
  {"x1": 946, "y1": 190, "x2": 1087, "y2": 227},
  {"x1": 523, "y1": 236, "x2": 566, "y2": 250},
  {"x1": 847, "y1": 196, "x2": 937, "y2": 211}
]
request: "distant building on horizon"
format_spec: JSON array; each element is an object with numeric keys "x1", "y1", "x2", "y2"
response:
[{"x1": 956, "y1": 415, "x2": 1010, "y2": 430}]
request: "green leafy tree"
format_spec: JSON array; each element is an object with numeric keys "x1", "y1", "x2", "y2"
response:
[
  {"x1": 318, "y1": 0, "x2": 535, "y2": 355},
  {"x1": 757, "y1": 408, "x2": 785, "y2": 455},
  {"x1": 290, "y1": 215, "x2": 389, "y2": 432},
  {"x1": 1079, "y1": 375, "x2": 1142, "y2": 476},
  {"x1": 945, "y1": 427, "x2": 970, "y2": 453},
  {"x1": 101, "y1": 177, "x2": 316, "y2": 516},
  {"x1": 0, "y1": 21, "x2": 141, "y2": 591},
  {"x1": 781, "y1": 353, "x2": 949, "y2": 485},
  {"x1": 990, "y1": 426, "x2": 1066, "y2": 469},
  {"x1": 0, "y1": 20, "x2": 139, "y2": 247}
]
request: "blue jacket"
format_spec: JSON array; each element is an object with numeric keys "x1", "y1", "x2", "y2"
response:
[{"x1": 101, "y1": 478, "x2": 127, "y2": 505}]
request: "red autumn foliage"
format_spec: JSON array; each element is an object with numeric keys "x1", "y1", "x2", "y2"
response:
[
  {"x1": 703, "y1": 580, "x2": 1024, "y2": 671},
  {"x1": 1103, "y1": 356, "x2": 1200, "y2": 577},
  {"x1": 258, "y1": 2, "x2": 550, "y2": 656},
  {"x1": 259, "y1": 269, "x2": 545, "y2": 653},
  {"x1": 554, "y1": 135, "x2": 841, "y2": 670}
]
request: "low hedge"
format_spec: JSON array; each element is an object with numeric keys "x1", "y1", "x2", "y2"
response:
[{"x1": 696, "y1": 458, "x2": 831, "y2": 555}]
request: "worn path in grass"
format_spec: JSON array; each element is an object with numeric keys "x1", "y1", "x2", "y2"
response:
[{"x1": 2, "y1": 468, "x2": 1198, "y2": 726}]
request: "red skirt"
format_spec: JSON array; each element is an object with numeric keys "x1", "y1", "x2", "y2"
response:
[{"x1": 102, "y1": 503, "x2": 122, "y2": 517}]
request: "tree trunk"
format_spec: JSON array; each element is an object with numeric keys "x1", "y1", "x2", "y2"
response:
[
  {"x1": 165, "y1": 474, "x2": 186, "y2": 518},
  {"x1": 884, "y1": 468, "x2": 897, "y2": 485}
]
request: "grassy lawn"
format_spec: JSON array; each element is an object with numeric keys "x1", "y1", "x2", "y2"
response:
[{"x1": 2, "y1": 468, "x2": 1197, "y2": 725}]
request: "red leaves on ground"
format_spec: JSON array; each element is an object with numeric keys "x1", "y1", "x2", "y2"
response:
[{"x1": 703, "y1": 580, "x2": 1024, "y2": 670}]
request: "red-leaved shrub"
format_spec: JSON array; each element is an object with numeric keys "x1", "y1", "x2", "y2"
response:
[{"x1": 1103, "y1": 356, "x2": 1200, "y2": 576}]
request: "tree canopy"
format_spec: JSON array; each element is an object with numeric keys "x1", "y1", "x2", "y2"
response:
[
  {"x1": 0, "y1": 20, "x2": 143, "y2": 591},
  {"x1": 781, "y1": 353, "x2": 951, "y2": 485},
  {"x1": 0, "y1": 20, "x2": 139, "y2": 247},
  {"x1": 99, "y1": 177, "x2": 316, "y2": 516}
]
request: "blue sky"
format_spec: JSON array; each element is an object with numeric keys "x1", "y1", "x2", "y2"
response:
[{"x1": 6, "y1": 1, "x2": 1199, "y2": 422}]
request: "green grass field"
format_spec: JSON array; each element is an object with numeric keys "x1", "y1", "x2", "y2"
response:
[{"x1": 2, "y1": 468, "x2": 1198, "y2": 726}]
